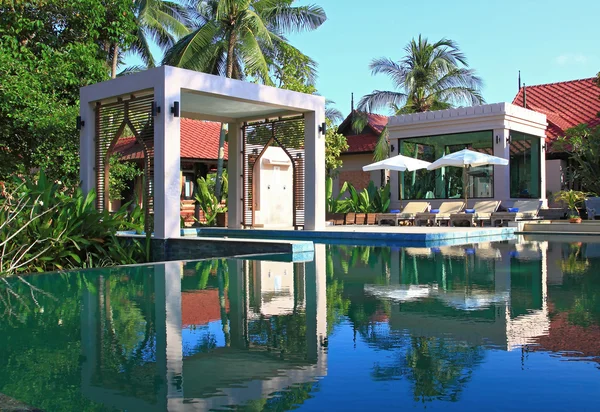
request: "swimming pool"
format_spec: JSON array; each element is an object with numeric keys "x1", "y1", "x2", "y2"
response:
[{"x1": 1, "y1": 236, "x2": 600, "y2": 410}]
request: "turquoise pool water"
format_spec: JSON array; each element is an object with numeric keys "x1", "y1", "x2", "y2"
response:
[{"x1": 1, "y1": 237, "x2": 600, "y2": 410}]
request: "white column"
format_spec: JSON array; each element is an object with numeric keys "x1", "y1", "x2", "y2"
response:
[
  {"x1": 493, "y1": 128, "x2": 511, "y2": 202},
  {"x1": 539, "y1": 136, "x2": 547, "y2": 206},
  {"x1": 389, "y1": 138, "x2": 400, "y2": 210},
  {"x1": 227, "y1": 122, "x2": 243, "y2": 229},
  {"x1": 79, "y1": 100, "x2": 96, "y2": 195},
  {"x1": 154, "y1": 68, "x2": 181, "y2": 239},
  {"x1": 155, "y1": 261, "x2": 184, "y2": 411},
  {"x1": 305, "y1": 244, "x2": 327, "y2": 365},
  {"x1": 304, "y1": 107, "x2": 326, "y2": 230}
]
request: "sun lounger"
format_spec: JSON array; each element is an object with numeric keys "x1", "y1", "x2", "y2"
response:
[
  {"x1": 449, "y1": 200, "x2": 501, "y2": 227},
  {"x1": 376, "y1": 202, "x2": 430, "y2": 226},
  {"x1": 490, "y1": 200, "x2": 542, "y2": 226},
  {"x1": 415, "y1": 201, "x2": 465, "y2": 226},
  {"x1": 585, "y1": 197, "x2": 600, "y2": 220}
]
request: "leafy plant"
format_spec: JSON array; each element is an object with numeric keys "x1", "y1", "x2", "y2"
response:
[
  {"x1": 195, "y1": 174, "x2": 228, "y2": 226},
  {"x1": 325, "y1": 176, "x2": 348, "y2": 213},
  {"x1": 554, "y1": 125, "x2": 600, "y2": 195},
  {"x1": 333, "y1": 180, "x2": 391, "y2": 213},
  {"x1": 108, "y1": 154, "x2": 142, "y2": 201},
  {"x1": 0, "y1": 172, "x2": 145, "y2": 276},
  {"x1": 554, "y1": 190, "x2": 591, "y2": 218},
  {"x1": 372, "y1": 181, "x2": 391, "y2": 213}
]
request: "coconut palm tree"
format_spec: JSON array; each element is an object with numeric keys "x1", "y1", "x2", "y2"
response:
[
  {"x1": 359, "y1": 35, "x2": 484, "y2": 114},
  {"x1": 356, "y1": 35, "x2": 484, "y2": 163},
  {"x1": 163, "y1": 0, "x2": 326, "y2": 198},
  {"x1": 110, "y1": 0, "x2": 192, "y2": 78}
]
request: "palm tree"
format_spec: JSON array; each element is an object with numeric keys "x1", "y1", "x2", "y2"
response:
[
  {"x1": 110, "y1": 0, "x2": 192, "y2": 78},
  {"x1": 163, "y1": 0, "x2": 326, "y2": 198},
  {"x1": 356, "y1": 35, "x2": 484, "y2": 162}
]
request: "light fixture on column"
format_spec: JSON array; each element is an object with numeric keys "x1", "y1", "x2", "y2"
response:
[
  {"x1": 390, "y1": 144, "x2": 395, "y2": 153},
  {"x1": 76, "y1": 116, "x2": 85, "y2": 130},
  {"x1": 506, "y1": 134, "x2": 512, "y2": 145},
  {"x1": 542, "y1": 143, "x2": 547, "y2": 151},
  {"x1": 170, "y1": 101, "x2": 180, "y2": 117},
  {"x1": 495, "y1": 135, "x2": 499, "y2": 144},
  {"x1": 318, "y1": 122, "x2": 326, "y2": 135},
  {"x1": 152, "y1": 102, "x2": 161, "y2": 116}
]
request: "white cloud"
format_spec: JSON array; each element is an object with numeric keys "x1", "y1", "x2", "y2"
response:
[{"x1": 555, "y1": 53, "x2": 590, "y2": 66}]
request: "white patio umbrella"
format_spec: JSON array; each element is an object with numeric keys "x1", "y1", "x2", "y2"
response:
[
  {"x1": 363, "y1": 154, "x2": 432, "y2": 172},
  {"x1": 363, "y1": 155, "x2": 431, "y2": 207},
  {"x1": 427, "y1": 149, "x2": 508, "y2": 204}
]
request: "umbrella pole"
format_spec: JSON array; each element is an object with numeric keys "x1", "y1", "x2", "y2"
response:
[
  {"x1": 463, "y1": 166, "x2": 469, "y2": 206},
  {"x1": 399, "y1": 172, "x2": 403, "y2": 209}
]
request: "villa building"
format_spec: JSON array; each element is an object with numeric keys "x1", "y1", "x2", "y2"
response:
[
  {"x1": 511, "y1": 77, "x2": 600, "y2": 196},
  {"x1": 348, "y1": 77, "x2": 600, "y2": 210}
]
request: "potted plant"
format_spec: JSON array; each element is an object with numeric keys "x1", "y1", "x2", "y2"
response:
[{"x1": 554, "y1": 190, "x2": 590, "y2": 223}]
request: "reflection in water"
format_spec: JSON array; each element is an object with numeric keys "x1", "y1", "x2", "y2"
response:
[{"x1": 1, "y1": 238, "x2": 600, "y2": 410}]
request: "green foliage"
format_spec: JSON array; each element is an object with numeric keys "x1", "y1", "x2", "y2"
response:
[
  {"x1": 554, "y1": 124, "x2": 600, "y2": 195},
  {"x1": 272, "y1": 42, "x2": 318, "y2": 94},
  {"x1": 0, "y1": 172, "x2": 145, "y2": 276},
  {"x1": 108, "y1": 155, "x2": 142, "y2": 201},
  {"x1": 554, "y1": 189, "x2": 591, "y2": 218},
  {"x1": 0, "y1": 0, "x2": 137, "y2": 182},
  {"x1": 195, "y1": 174, "x2": 228, "y2": 226},
  {"x1": 325, "y1": 119, "x2": 349, "y2": 177},
  {"x1": 325, "y1": 176, "x2": 348, "y2": 213},
  {"x1": 333, "y1": 180, "x2": 391, "y2": 213}
]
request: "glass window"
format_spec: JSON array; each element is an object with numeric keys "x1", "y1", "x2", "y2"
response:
[
  {"x1": 509, "y1": 132, "x2": 541, "y2": 198},
  {"x1": 399, "y1": 131, "x2": 494, "y2": 200},
  {"x1": 181, "y1": 173, "x2": 195, "y2": 200}
]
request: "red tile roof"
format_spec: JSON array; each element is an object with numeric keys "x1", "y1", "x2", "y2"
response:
[
  {"x1": 512, "y1": 77, "x2": 600, "y2": 143},
  {"x1": 338, "y1": 111, "x2": 388, "y2": 154},
  {"x1": 181, "y1": 290, "x2": 229, "y2": 328},
  {"x1": 345, "y1": 133, "x2": 379, "y2": 153},
  {"x1": 112, "y1": 118, "x2": 228, "y2": 161}
]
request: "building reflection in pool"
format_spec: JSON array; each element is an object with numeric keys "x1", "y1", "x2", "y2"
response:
[{"x1": 1, "y1": 238, "x2": 600, "y2": 410}]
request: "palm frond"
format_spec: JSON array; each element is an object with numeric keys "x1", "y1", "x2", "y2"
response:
[
  {"x1": 373, "y1": 127, "x2": 390, "y2": 162},
  {"x1": 259, "y1": 2, "x2": 327, "y2": 33},
  {"x1": 357, "y1": 90, "x2": 407, "y2": 114}
]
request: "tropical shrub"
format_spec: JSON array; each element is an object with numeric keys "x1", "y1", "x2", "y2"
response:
[
  {"x1": 195, "y1": 174, "x2": 228, "y2": 226},
  {"x1": 554, "y1": 124, "x2": 600, "y2": 194},
  {"x1": 336, "y1": 181, "x2": 391, "y2": 213},
  {"x1": 0, "y1": 172, "x2": 145, "y2": 276},
  {"x1": 325, "y1": 176, "x2": 349, "y2": 213}
]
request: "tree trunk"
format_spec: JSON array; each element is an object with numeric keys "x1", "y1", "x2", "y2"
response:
[
  {"x1": 215, "y1": 33, "x2": 236, "y2": 199},
  {"x1": 214, "y1": 124, "x2": 227, "y2": 199},
  {"x1": 111, "y1": 43, "x2": 119, "y2": 79}
]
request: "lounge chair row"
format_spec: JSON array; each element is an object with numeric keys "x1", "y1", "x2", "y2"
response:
[{"x1": 376, "y1": 200, "x2": 543, "y2": 227}]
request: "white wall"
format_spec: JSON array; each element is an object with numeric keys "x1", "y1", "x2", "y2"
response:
[
  {"x1": 254, "y1": 147, "x2": 294, "y2": 228},
  {"x1": 546, "y1": 159, "x2": 566, "y2": 199}
]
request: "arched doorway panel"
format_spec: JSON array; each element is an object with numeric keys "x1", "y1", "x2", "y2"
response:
[{"x1": 242, "y1": 118, "x2": 305, "y2": 229}]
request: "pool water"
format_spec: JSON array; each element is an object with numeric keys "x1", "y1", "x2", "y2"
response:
[{"x1": 1, "y1": 237, "x2": 600, "y2": 411}]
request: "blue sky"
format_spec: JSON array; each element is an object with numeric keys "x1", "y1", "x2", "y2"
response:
[{"x1": 126, "y1": 0, "x2": 599, "y2": 118}]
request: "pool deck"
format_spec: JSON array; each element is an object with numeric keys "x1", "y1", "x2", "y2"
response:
[
  {"x1": 520, "y1": 220, "x2": 600, "y2": 236},
  {"x1": 186, "y1": 225, "x2": 516, "y2": 246}
]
